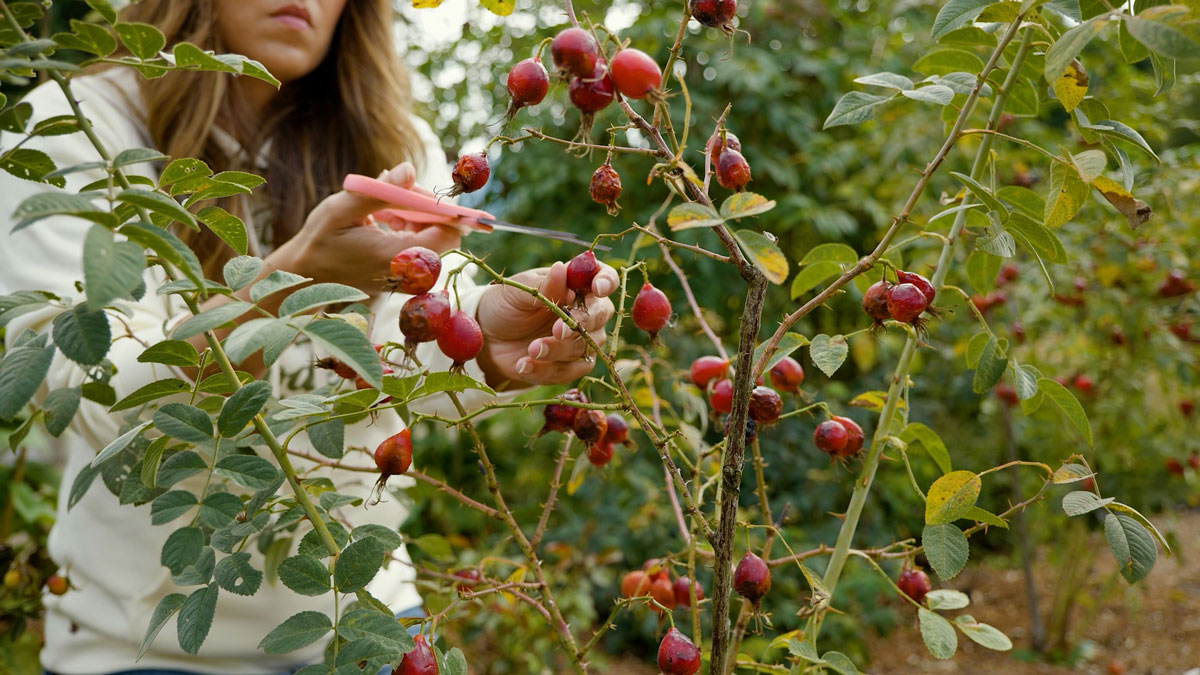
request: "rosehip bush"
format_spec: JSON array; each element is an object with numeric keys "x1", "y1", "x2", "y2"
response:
[{"x1": 3, "y1": 1, "x2": 1197, "y2": 674}]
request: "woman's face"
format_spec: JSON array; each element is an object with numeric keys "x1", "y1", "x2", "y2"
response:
[{"x1": 214, "y1": 0, "x2": 349, "y2": 84}]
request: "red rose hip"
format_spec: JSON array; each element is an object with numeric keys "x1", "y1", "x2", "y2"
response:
[
  {"x1": 603, "y1": 413, "x2": 630, "y2": 446},
  {"x1": 862, "y1": 280, "x2": 892, "y2": 326},
  {"x1": 690, "y1": 0, "x2": 737, "y2": 33},
  {"x1": 572, "y1": 408, "x2": 608, "y2": 444},
  {"x1": 589, "y1": 160, "x2": 622, "y2": 215},
  {"x1": 631, "y1": 282, "x2": 672, "y2": 340},
  {"x1": 748, "y1": 386, "x2": 782, "y2": 425},
  {"x1": 733, "y1": 551, "x2": 771, "y2": 602},
  {"x1": 397, "y1": 633, "x2": 439, "y2": 675},
  {"x1": 673, "y1": 576, "x2": 704, "y2": 607},
  {"x1": 657, "y1": 627, "x2": 701, "y2": 675},
  {"x1": 389, "y1": 246, "x2": 442, "y2": 295},
  {"x1": 587, "y1": 441, "x2": 615, "y2": 467},
  {"x1": 400, "y1": 291, "x2": 451, "y2": 345},
  {"x1": 814, "y1": 420, "x2": 848, "y2": 456},
  {"x1": 541, "y1": 388, "x2": 588, "y2": 434},
  {"x1": 768, "y1": 356, "x2": 804, "y2": 393},
  {"x1": 610, "y1": 48, "x2": 662, "y2": 100},
  {"x1": 447, "y1": 152, "x2": 489, "y2": 196},
  {"x1": 690, "y1": 355, "x2": 729, "y2": 388},
  {"x1": 832, "y1": 416, "x2": 864, "y2": 456},
  {"x1": 709, "y1": 378, "x2": 734, "y2": 414},
  {"x1": 897, "y1": 568, "x2": 931, "y2": 604},
  {"x1": 566, "y1": 249, "x2": 601, "y2": 302},
  {"x1": 716, "y1": 149, "x2": 751, "y2": 191},
  {"x1": 437, "y1": 310, "x2": 483, "y2": 369},
  {"x1": 886, "y1": 282, "x2": 929, "y2": 324},
  {"x1": 550, "y1": 27, "x2": 599, "y2": 78},
  {"x1": 896, "y1": 270, "x2": 936, "y2": 305},
  {"x1": 708, "y1": 130, "x2": 741, "y2": 166},
  {"x1": 505, "y1": 57, "x2": 549, "y2": 121}
]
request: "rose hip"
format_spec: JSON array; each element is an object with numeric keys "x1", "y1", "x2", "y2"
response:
[
  {"x1": 708, "y1": 130, "x2": 741, "y2": 166},
  {"x1": 397, "y1": 633, "x2": 438, "y2": 675},
  {"x1": 621, "y1": 570, "x2": 650, "y2": 598},
  {"x1": 452, "y1": 568, "x2": 481, "y2": 592},
  {"x1": 446, "y1": 151, "x2": 489, "y2": 197},
  {"x1": 566, "y1": 249, "x2": 601, "y2": 305},
  {"x1": 610, "y1": 48, "x2": 662, "y2": 100},
  {"x1": 898, "y1": 568, "x2": 931, "y2": 604},
  {"x1": 372, "y1": 429, "x2": 413, "y2": 503},
  {"x1": 316, "y1": 357, "x2": 357, "y2": 380},
  {"x1": 657, "y1": 627, "x2": 701, "y2": 675},
  {"x1": 709, "y1": 378, "x2": 734, "y2": 414},
  {"x1": 632, "y1": 282, "x2": 672, "y2": 341},
  {"x1": 674, "y1": 576, "x2": 704, "y2": 607},
  {"x1": 541, "y1": 388, "x2": 588, "y2": 434},
  {"x1": 572, "y1": 408, "x2": 608, "y2": 444},
  {"x1": 862, "y1": 280, "x2": 892, "y2": 326},
  {"x1": 550, "y1": 27, "x2": 599, "y2": 78},
  {"x1": 896, "y1": 270, "x2": 936, "y2": 306},
  {"x1": 690, "y1": 355, "x2": 729, "y2": 388},
  {"x1": 589, "y1": 160, "x2": 622, "y2": 215},
  {"x1": 436, "y1": 310, "x2": 483, "y2": 370},
  {"x1": 690, "y1": 0, "x2": 737, "y2": 33},
  {"x1": 716, "y1": 149, "x2": 751, "y2": 191},
  {"x1": 505, "y1": 57, "x2": 549, "y2": 122},
  {"x1": 814, "y1": 419, "x2": 849, "y2": 456},
  {"x1": 587, "y1": 441, "x2": 615, "y2": 467},
  {"x1": 603, "y1": 413, "x2": 630, "y2": 446},
  {"x1": 748, "y1": 386, "x2": 782, "y2": 425},
  {"x1": 389, "y1": 246, "x2": 442, "y2": 295},
  {"x1": 832, "y1": 416, "x2": 864, "y2": 457},
  {"x1": 46, "y1": 574, "x2": 69, "y2": 596},
  {"x1": 650, "y1": 574, "x2": 676, "y2": 613},
  {"x1": 768, "y1": 356, "x2": 804, "y2": 393},
  {"x1": 886, "y1": 282, "x2": 929, "y2": 325},
  {"x1": 733, "y1": 551, "x2": 771, "y2": 602},
  {"x1": 400, "y1": 291, "x2": 451, "y2": 345}
]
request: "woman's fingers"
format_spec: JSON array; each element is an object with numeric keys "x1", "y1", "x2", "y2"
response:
[
  {"x1": 381, "y1": 224, "x2": 463, "y2": 254},
  {"x1": 514, "y1": 347, "x2": 603, "y2": 385},
  {"x1": 591, "y1": 264, "x2": 619, "y2": 297},
  {"x1": 528, "y1": 327, "x2": 608, "y2": 362}
]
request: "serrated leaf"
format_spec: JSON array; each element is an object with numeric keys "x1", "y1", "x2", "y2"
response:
[
  {"x1": 161, "y1": 526, "x2": 204, "y2": 575},
  {"x1": 173, "y1": 301, "x2": 252, "y2": 340},
  {"x1": 137, "y1": 340, "x2": 200, "y2": 367},
  {"x1": 410, "y1": 533, "x2": 453, "y2": 560},
  {"x1": 1037, "y1": 377, "x2": 1092, "y2": 447},
  {"x1": 1070, "y1": 149, "x2": 1107, "y2": 183},
  {"x1": 116, "y1": 188, "x2": 197, "y2": 228},
  {"x1": 1092, "y1": 176, "x2": 1151, "y2": 229},
  {"x1": 198, "y1": 492, "x2": 243, "y2": 528},
  {"x1": 854, "y1": 72, "x2": 914, "y2": 90},
  {"x1": 217, "y1": 380, "x2": 272, "y2": 437},
  {"x1": 151, "y1": 490, "x2": 198, "y2": 525},
  {"x1": 1104, "y1": 513, "x2": 1156, "y2": 583},
  {"x1": 138, "y1": 593, "x2": 186, "y2": 660},
  {"x1": 259, "y1": 611, "x2": 332, "y2": 655},
  {"x1": 1, "y1": 148, "x2": 65, "y2": 187},
  {"x1": 1044, "y1": 17, "x2": 1108, "y2": 83},
  {"x1": 110, "y1": 378, "x2": 190, "y2": 412},
  {"x1": 42, "y1": 387, "x2": 81, "y2": 436},
  {"x1": 307, "y1": 419, "x2": 344, "y2": 459},
  {"x1": 1012, "y1": 362, "x2": 1039, "y2": 400},
  {"x1": 1044, "y1": 160, "x2": 1089, "y2": 229},
  {"x1": 0, "y1": 336, "x2": 55, "y2": 419},
  {"x1": 157, "y1": 450, "x2": 207, "y2": 488},
  {"x1": 926, "y1": 470, "x2": 982, "y2": 524},
  {"x1": 140, "y1": 436, "x2": 169, "y2": 489},
  {"x1": 12, "y1": 192, "x2": 113, "y2": 231},
  {"x1": 114, "y1": 21, "x2": 165, "y2": 59},
  {"x1": 931, "y1": 0, "x2": 993, "y2": 40},
  {"x1": 90, "y1": 420, "x2": 152, "y2": 467},
  {"x1": 251, "y1": 270, "x2": 309, "y2": 303},
  {"x1": 54, "y1": 20, "x2": 117, "y2": 56},
  {"x1": 153, "y1": 402, "x2": 213, "y2": 443},
  {"x1": 923, "y1": 523, "x2": 969, "y2": 579},
  {"x1": 976, "y1": 220, "x2": 1017, "y2": 258},
  {"x1": 1107, "y1": 502, "x2": 1170, "y2": 555},
  {"x1": 955, "y1": 615, "x2": 1013, "y2": 650},
  {"x1": 788, "y1": 638, "x2": 823, "y2": 662},
  {"x1": 919, "y1": 608, "x2": 959, "y2": 659},
  {"x1": 333, "y1": 538, "x2": 385, "y2": 593},
  {"x1": 800, "y1": 243, "x2": 858, "y2": 265},
  {"x1": 52, "y1": 304, "x2": 111, "y2": 366},
  {"x1": 278, "y1": 283, "x2": 368, "y2": 317},
  {"x1": 821, "y1": 651, "x2": 860, "y2": 675},
  {"x1": 666, "y1": 203, "x2": 724, "y2": 230},
  {"x1": 899, "y1": 423, "x2": 952, "y2": 474},
  {"x1": 279, "y1": 555, "x2": 331, "y2": 596},
  {"x1": 809, "y1": 334, "x2": 848, "y2": 377},
  {"x1": 824, "y1": 91, "x2": 890, "y2": 128},
  {"x1": 972, "y1": 336, "x2": 1007, "y2": 394},
  {"x1": 197, "y1": 206, "x2": 249, "y2": 255},
  {"x1": 1062, "y1": 490, "x2": 1113, "y2": 516},
  {"x1": 214, "y1": 455, "x2": 281, "y2": 490},
  {"x1": 214, "y1": 551, "x2": 262, "y2": 596},
  {"x1": 913, "y1": 48, "x2": 984, "y2": 75},
  {"x1": 734, "y1": 230, "x2": 789, "y2": 284},
  {"x1": 925, "y1": 589, "x2": 970, "y2": 611},
  {"x1": 301, "y1": 319, "x2": 384, "y2": 389}
]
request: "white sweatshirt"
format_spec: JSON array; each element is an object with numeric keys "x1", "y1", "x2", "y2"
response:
[{"x1": 0, "y1": 68, "x2": 505, "y2": 674}]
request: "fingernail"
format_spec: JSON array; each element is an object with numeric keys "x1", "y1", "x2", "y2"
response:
[
  {"x1": 516, "y1": 358, "x2": 533, "y2": 375},
  {"x1": 595, "y1": 278, "x2": 615, "y2": 296},
  {"x1": 533, "y1": 342, "x2": 549, "y2": 360},
  {"x1": 553, "y1": 321, "x2": 566, "y2": 340}
]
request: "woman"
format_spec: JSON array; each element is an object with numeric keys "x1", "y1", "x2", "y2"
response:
[{"x1": 0, "y1": 1, "x2": 615, "y2": 672}]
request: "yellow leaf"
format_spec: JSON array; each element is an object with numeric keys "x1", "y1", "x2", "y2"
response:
[
  {"x1": 477, "y1": 0, "x2": 514, "y2": 14},
  {"x1": 848, "y1": 390, "x2": 905, "y2": 412},
  {"x1": 1052, "y1": 60, "x2": 1089, "y2": 113},
  {"x1": 412, "y1": 0, "x2": 444, "y2": 7},
  {"x1": 1092, "y1": 176, "x2": 1152, "y2": 229},
  {"x1": 1095, "y1": 263, "x2": 1122, "y2": 287},
  {"x1": 501, "y1": 566, "x2": 526, "y2": 604},
  {"x1": 734, "y1": 230, "x2": 789, "y2": 284},
  {"x1": 925, "y1": 470, "x2": 982, "y2": 525}
]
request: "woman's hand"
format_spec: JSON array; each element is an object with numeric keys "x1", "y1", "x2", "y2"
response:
[
  {"x1": 475, "y1": 260, "x2": 618, "y2": 389},
  {"x1": 268, "y1": 162, "x2": 469, "y2": 294}
]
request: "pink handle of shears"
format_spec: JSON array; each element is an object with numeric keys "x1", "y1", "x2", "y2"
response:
[
  {"x1": 342, "y1": 174, "x2": 495, "y2": 222},
  {"x1": 375, "y1": 208, "x2": 493, "y2": 233}
]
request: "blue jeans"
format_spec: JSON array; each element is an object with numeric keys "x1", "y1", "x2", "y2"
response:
[{"x1": 43, "y1": 607, "x2": 430, "y2": 675}]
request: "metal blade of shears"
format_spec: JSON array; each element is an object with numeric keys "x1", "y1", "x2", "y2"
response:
[{"x1": 475, "y1": 218, "x2": 610, "y2": 251}]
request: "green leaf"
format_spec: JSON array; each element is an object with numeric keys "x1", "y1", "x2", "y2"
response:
[
  {"x1": 972, "y1": 335, "x2": 1007, "y2": 394},
  {"x1": 197, "y1": 206, "x2": 249, "y2": 255},
  {"x1": 791, "y1": 261, "x2": 842, "y2": 298},
  {"x1": 923, "y1": 523, "x2": 969, "y2": 580},
  {"x1": 11, "y1": 192, "x2": 113, "y2": 231},
  {"x1": 158, "y1": 158, "x2": 211, "y2": 187},
  {"x1": 119, "y1": 222, "x2": 205, "y2": 288},
  {"x1": 926, "y1": 589, "x2": 970, "y2": 610},
  {"x1": 351, "y1": 524, "x2": 403, "y2": 552},
  {"x1": 151, "y1": 490, "x2": 199, "y2": 525},
  {"x1": 1104, "y1": 513, "x2": 1156, "y2": 583},
  {"x1": 950, "y1": 172, "x2": 1009, "y2": 221},
  {"x1": 901, "y1": 85, "x2": 955, "y2": 105},
  {"x1": 936, "y1": 71, "x2": 992, "y2": 98},
  {"x1": 53, "y1": 304, "x2": 111, "y2": 366},
  {"x1": 912, "y1": 48, "x2": 984, "y2": 75},
  {"x1": 138, "y1": 593, "x2": 186, "y2": 660},
  {"x1": 157, "y1": 450, "x2": 207, "y2": 488},
  {"x1": 800, "y1": 243, "x2": 858, "y2": 265},
  {"x1": 113, "y1": 147, "x2": 168, "y2": 167},
  {"x1": 1083, "y1": 120, "x2": 1158, "y2": 162},
  {"x1": 250, "y1": 270, "x2": 309, "y2": 303},
  {"x1": 931, "y1": 0, "x2": 993, "y2": 40},
  {"x1": 214, "y1": 455, "x2": 281, "y2": 490},
  {"x1": 1006, "y1": 214, "x2": 1061, "y2": 262},
  {"x1": 223, "y1": 318, "x2": 297, "y2": 366},
  {"x1": 809, "y1": 334, "x2": 848, "y2": 377},
  {"x1": 753, "y1": 333, "x2": 809, "y2": 374},
  {"x1": 1044, "y1": 17, "x2": 1109, "y2": 83},
  {"x1": 333, "y1": 538, "x2": 386, "y2": 593},
  {"x1": 410, "y1": 533, "x2": 453, "y2": 560},
  {"x1": 279, "y1": 555, "x2": 331, "y2": 596},
  {"x1": 954, "y1": 615, "x2": 1013, "y2": 650},
  {"x1": 68, "y1": 462, "x2": 99, "y2": 509},
  {"x1": 965, "y1": 251, "x2": 1002, "y2": 293},
  {"x1": 899, "y1": 423, "x2": 952, "y2": 474},
  {"x1": 43, "y1": 387, "x2": 81, "y2": 436},
  {"x1": 918, "y1": 608, "x2": 959, "y2": 659},
  {"x1": 307, "y1": 419, "x2": 345, "y2": 459},
  {"x1": 720, "y1": 192, "x2": 776, "y2": 219},
  {"x1": 339, "y1": 609, "x2": 414, "y2": 652},
  {"x1": 54, "y1": 20, "x2": 118, "y2": 56},
  {"x1": 110, "y1": 378, "x2": 191, "y2": 412},
  {"x1": 0, "y1": 148, "x2": 65, "y2": 187},
  {"x1": 300, "y1": 319, "x2": 383, "y2": 389},
  {"x1": 853, "y1": 72, "x2": 914, "y2": 90},
  {"x1": 788, "y1": 639, "x2": 822, "y2": 663},
  {"x1": 975, "y1": 219, "x2": 1016, "y2": 258},
  {"x1": 0, "y1": 335, "x2": 55, "y2": 419},
  {"x1": 1069, "y1": 149, "x2": 1106, "y2": 183},
  {"x1": 223, "y1": 256, "x2": 263, "y2": 291},
  {"x1": 172, "y1": 42, "x2": 237, "y2": 72},
  {"x1": 139, "y1": 340, "x2": 200, "y2": 367},
  {"x1": 114, "y1": 21, "x2": 165, "y2": 59},
  {"x1": 820, "y1": 651, "x2": 859, "y2": 675},
  {"x1": 115, "y1": 188, "x2": 197, "y2": 228},
  {"x1": 217, "y1": 380, "x2": 272, "y2": 437},
  {"x1": 173, "y1": 301, "x2": 252, "y2": 340},
  {"x1": 1037, "y1": 377, "x2": 1092, "y2": 447},
  {"x1": 258, "y1": 611, "x2": 332, "y2": 655},
  {"x1": 176, "y1": 584, "x2": 218, "y2": 655},
  {"x1": 90, "y1": 421, "x2": 152, "y2": 467},
  {"x1": 1125, "y1": 14, "x2": 1200, "y2": 60},
  {"x1": 199, "y1": 492, "x2": 243, "y2": 528},
  {"x1": 1062, "y1": 490, "x2": 1113, "y2": 516},
  {"x1": 278, "y1": 283, "x2": 369, "y2": 317},
  {"x1": 1012, "y1": 363, "x2": 1039, "y2": 401},
  {"x1": 997, "y1": 185, "x2": 1045, "y2": 219},
  {"x1": 161, "y1": 526, "x2": 204, "y2": 575},
  {"x1": 733, "y1": 230, "x2": 789, "y2": 285},
  {"x1": 1004, "y1": 77, "x2": 1040, "y2": 116},
  {"x1": 153, "y1": 402, "x2": 214, "y2": 443},
  {"x1": 823, "y1": 91, "x2": 890, "y2": 128},
  {"x1": 140, "y1": 436, "x2": 170, "y2": 489},
  {"x1": 925, "y1": 470, "x2": 982, "y2": 524},
  {"x1": 215, "y1": 551, "x2": 262, "y2": 596},
  {"x1": 1107, "y1": 502, "x2": 1170, "y2": 555},
  {"x1": 666, "y1": 203, "x2": 724, "y2": 230}
]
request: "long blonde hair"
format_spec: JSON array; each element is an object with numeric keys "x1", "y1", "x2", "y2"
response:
[{"x1": 111, "y1": 0, "x2": 425, "y2": 277}]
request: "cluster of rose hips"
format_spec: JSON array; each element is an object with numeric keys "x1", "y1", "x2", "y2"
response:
[
  {"x1": 862, "y1": 269, "x2": 936, "y2": 331},
  {"x1": 391, "y1": 246, "x2": 483, "y2": 371},
  {"x1": 691, "y1": 355, "x2": 802, "y2": 442},
  {"x1": 620, "y1": 559, "x2": 705, "y2": 613},
  {"x1": 1156, "y1": 269, "x2": 1194, "y2": 298},
  {"x1": 707, "y1": 128, "x2": 751, "y2": 191},
  {"x1": 1165, "y1": 452, "x2": 1200, "y2": 477},
  {"x1": 540, "y1": 388, "x2": 631, "y2": 466}
]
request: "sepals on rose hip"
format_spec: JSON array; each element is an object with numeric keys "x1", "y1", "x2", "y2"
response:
[
  {"x1": 396, "y1": 633, "x2": 439, "y2": 675},
  {"x1": 690, "y1": 0, "x2": 738, "y2": 35},
  {"x1": 371, "y1": 429, "x2": 413, "y2": 505}
]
